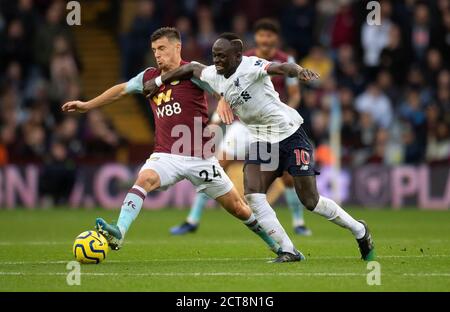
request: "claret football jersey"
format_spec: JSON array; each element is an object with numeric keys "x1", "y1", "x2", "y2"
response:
[{"x1": 126, "y1": 61, "x2": 213, "y2": 157}]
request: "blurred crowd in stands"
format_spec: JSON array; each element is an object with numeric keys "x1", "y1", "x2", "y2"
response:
[
  {"x1": 0, "y1": 0, "x2": 123, "y2": 169},
  {"x1": 1, "y1": 0, "x2": 450, "y2": 173},
  {"x1": 0, "y1": 0, "x2": 124, "y2": 204},
  {"x1": 120, "y1": 0, "x2": 450, "y2": 166}
]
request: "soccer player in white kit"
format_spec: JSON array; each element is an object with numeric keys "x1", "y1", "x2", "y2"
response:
[
  {"x1": 144, "y1": 33, "x2": 375, "y2": 262},
  {"x1": 170, "y1": 19, "x2": 312, "y2": 237}
]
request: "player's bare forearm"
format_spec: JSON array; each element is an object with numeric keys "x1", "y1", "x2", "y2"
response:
[
  {"x1": 143, "y1": 63, "x2": 206, "y2": 98},
  {"x1": 62, "y1": 83, "x2": 127, "y2": 113},
  {"x1": 267, "y1": 63, "x2": 320, "y2": 82},
  {"x1": 267, "y1": 63, "x2": 300, "y2": 76},
  {"x1": 163, "y1": 63, "x2": 205, "y2": 82},
  {"x1": 86, "y1": 83, "x2": 128, "y2": 109}
]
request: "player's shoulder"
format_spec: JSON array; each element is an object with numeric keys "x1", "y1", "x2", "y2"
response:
[
  {"x1": 241, "y1": 55, "x2": 264, "y2": 68},
  {"x1": 200, "y1": 64, "x2": 218, "y2": 79},
  {"x1": 240, "y1": 56, "x2": 270, "y2": 73},
  {"x1": 243, "y1": 55, "x2": 260, "y2": 62},
  {"x1": 143, "y1": 67, "x2": 160, "y2": 81}
]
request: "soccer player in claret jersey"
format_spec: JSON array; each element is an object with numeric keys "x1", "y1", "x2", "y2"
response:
[
  {"x1": 62, "y1": 27, "x2": 300, "y2": 262},
  {"x1": 144, "y1": 32, "x2": 376, "y2": 262},
  {"x1": 170, "y1": 19, "x2": 312, "y2": 236}
]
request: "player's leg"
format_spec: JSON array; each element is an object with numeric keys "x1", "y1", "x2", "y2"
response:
[
  {"x1": 96, "y1": 169, "x2": 160, "y2": 250},
  {"x1": 170, "y1": 153, "x2": 234, "y2": 235},
  {"x1": 97, "y1": 153, "x2": 181, "y2": 250},
  {"x1": 284, "y1": 126, "x2": 374, "y2": 260},
  {"x1": 214, "y1": 186, "x2": 281, "y2": 255},
  {"x1": 188, "y1": 157, "x2": 282, "y2": 258},
  {"x1": 280, "y1": 172, "x2": 312, "y2": 236},
  {"x1": 293, "y1": 174, "x2": 375, "y2": 260},
  {"x1": 244, "y1": 163, "x2": 304, "y2": 262}
]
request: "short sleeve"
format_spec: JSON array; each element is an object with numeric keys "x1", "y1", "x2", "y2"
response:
[
  {"x1": 199, "y1": 65, "x2": 218, "y2": 89},
  {"x1": 247, "y1": 56, "x2": 272, "y2": 80},
  {"x1": 190, "y1": 77, "x2": 217, "y2": 95},
  {"x1": 125, "y1": 71, "x2": 145, "y2": 94}
]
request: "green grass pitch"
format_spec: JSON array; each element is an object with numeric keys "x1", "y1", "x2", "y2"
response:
[{"x1": 0, "y1": 207, "x2": 449, "y2": 291}]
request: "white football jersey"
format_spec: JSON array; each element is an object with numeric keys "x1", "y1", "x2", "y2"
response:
[{"x1": 200, "y1": 56, "x2": 303, "y2": 143}]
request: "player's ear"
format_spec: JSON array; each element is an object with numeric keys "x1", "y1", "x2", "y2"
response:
[
  {"x1": 236, "y1": 50, "x2": 242, "y2": 60},
  {"x1": 176, "y1": 42, "x2": 182, "y2": 53}
]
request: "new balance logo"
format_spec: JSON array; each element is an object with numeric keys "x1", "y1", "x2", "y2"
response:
[
  {"x1": 234, "y1": 78, "x2": 240, "y2": 87},
  {"x1": 241, "y1": 91, "x2": 251, "y2": 102},
  {"x1": 300, "y1": 165, "x2": 309, "y2": 171}
]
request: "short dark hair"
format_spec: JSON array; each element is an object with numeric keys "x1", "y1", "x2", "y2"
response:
[
  {"x1": 217, "y1": 32, "x2": 243, "y2": 52},
  {"x1": 151, "y1": 27, "x2": 181, "y2": 42},
  {"x1": 253, "y1": 18, "x2": 280, "y2": 35}
]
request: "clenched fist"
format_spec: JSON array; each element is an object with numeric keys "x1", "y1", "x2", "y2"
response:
[{"x1": 298, "y1": 68, "x2": 320, "y2": 82}]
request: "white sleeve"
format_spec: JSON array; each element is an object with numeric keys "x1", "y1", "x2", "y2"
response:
[
  {"x1": 247, "y1": 56, "x2": 272, "y2": 80},
  {"x1": 199, "y1": 65, "x2": 218, "y2": 89},
  {"x1": 190, "y1": 77, "x2": 217, "y2": 95},
  {"x1": 286, "y1": 56, "x2": 299, "y2": 86},
  {"x1": 125, "y1": 70, "x2": 145, "y2": 94}
]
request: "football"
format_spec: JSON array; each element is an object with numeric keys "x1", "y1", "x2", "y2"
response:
[{"x1": 73, "y1": 231, "x2": 109, "y2": 264}]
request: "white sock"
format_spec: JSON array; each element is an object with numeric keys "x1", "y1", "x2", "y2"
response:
[
  {"x1": 245, "y1": 193, "x2": 296, "y2": 253},
  {"x1": 313, "y1": 196, "x2": 366, "y2": 239},
  {"x1": 243, "y1": 213, "x2": 281, "y2": 254}
]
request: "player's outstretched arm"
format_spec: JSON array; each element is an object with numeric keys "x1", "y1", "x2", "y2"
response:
[
  {"x1": 267, "y1": 63, "x2": 320, "y2": 82},
  {"x1": 143, "y1": 62, "x2": 206, "y2": 98},
  {"x1": 62, "y1": 83, "x2": 128, "y2": 113}
]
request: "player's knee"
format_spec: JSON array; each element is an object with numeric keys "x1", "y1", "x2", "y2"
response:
[
  {"x1": 136, "y1": 170, "x2": 160, "y2": 192},
  {"x1": 299, "y1": 193, "x2": 319, "y2": 211}
]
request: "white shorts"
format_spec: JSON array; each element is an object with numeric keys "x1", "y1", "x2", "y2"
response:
[
  {"x1": 139, "y1": 153, "x2": 233, "y2": 199},
  {"x1": 220, "y1": 121, "x2": 252, "y2": 160}
]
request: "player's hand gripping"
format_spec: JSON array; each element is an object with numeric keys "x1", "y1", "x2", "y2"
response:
[
  {"x1": 61, "y1": 101, "x2": 89, "y2": 113},
  {"x1": 143, "y1": 79, "x2": 159, "y2": 99},
  {"x1": 298, "y1": 68, "x2": 320, "y2": 82},
  {"x1": 216, "y1": 97, "x2": 234, "y2": 125}
]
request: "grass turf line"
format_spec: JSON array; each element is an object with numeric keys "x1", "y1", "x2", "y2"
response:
[{"x1": 0, "y1": 208, "x2": 449, "y2": 291}]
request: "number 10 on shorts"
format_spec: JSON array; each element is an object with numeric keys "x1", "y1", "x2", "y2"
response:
[{"x1": 294, "y1": 149, "x2": 310, "y2": 166}]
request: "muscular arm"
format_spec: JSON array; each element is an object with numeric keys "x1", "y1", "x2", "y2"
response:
[
  {"x1": 62, "y1": 83, "x2": 128, "y2": 113},
  {"x1": 266, "y1": 63, "x2": 319, "y2": 82},
  {"x1": 143, "y1": 63, "x2": 207, "y2": 98},
  {"x1": 163, "y1": 62, "x2": 206, "y2": 82}
]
